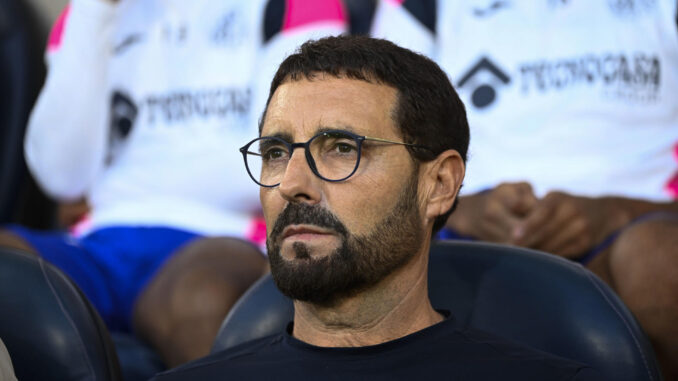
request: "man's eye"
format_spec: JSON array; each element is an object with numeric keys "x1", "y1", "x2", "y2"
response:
[
  {"x1": 334, "y1": 142, "x2": 356, "y2": 153},
  {"x1": 262, "y1": 147, "x2": 287, "y2": 161}
]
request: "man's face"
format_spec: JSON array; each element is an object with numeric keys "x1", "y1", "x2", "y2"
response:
[{"x1": 260, "y1": 76, "x2": 426, "y2": 306}]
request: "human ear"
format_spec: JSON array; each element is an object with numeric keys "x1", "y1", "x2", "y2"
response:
[{"x1": 422, "y1": 150, "x2": 465, "y2": 221}]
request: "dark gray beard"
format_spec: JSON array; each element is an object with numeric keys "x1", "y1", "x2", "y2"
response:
[{"x1": 267, "y1": 175, "x2": 424, "y2": 307}]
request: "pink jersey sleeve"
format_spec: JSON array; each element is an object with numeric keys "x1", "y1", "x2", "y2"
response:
[
  {"x1": 666, "y1": 142, "x2": 678, "y2": 199},
  {"x1": 46, "y1": 5, "x2": 71, "y2": 54},
  {"x1": 282, "y1": 0, "x2": 347, "y2": 33}
]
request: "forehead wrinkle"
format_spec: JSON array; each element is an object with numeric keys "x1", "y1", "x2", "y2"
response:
[
  {"x1": 314, "y1": 114, "x2": 356, "y2": 137},
  {"x1": 264, "y1": 124, "x2": 362, "y2": 144},
  {"x1": 317, "y1": 124, "x2": 359, "y2": 135},
  {"x1": 263, "y1": 78, "x2": 398, "y2": 141},
  {"x1": 264, "y1": 131, "x2": 294, "y2": 143}
]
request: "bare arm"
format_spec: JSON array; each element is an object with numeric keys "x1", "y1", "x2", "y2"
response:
[
  {"x1": 447, "y1": 182, "x2": 678, "y2": 258},
  {"x1": 513, "y1": 193, "x2": 678, "y2": 258},
  {"x1": 24, "y1": 0, "x2": 117, "y2": 201},
  {"x1": 446, "y1": 182, "x2": 537, "y2": 243}
]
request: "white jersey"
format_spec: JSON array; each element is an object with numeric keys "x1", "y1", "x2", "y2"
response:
[
  {"x1": 372, "y1": 0, "x2": 678, "y2": 201},
  {"x1": 25, "y1": 0, "x2": 347, "y2": 236}
]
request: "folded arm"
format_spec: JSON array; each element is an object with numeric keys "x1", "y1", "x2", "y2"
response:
[{"x1": 447, "y1": 182, "x2": 678, "y2": 258}]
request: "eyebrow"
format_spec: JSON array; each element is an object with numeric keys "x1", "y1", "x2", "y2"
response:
[
  {"x1": 317, "y1": 125, "x2": 359, "y2": 135},
  {"x1": 256, "y1": 138, "x2": 283, "y2": 155},
  {"x1": 263, "y1": 125, "x2": 362, "y2": 143},
  {"x1": 265, "y1": 131, "x2": 294, "y2": 143}
]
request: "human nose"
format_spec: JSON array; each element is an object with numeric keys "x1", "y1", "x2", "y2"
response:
[{"x1": 277, "y1": 147, "x2": 321, "y2": 204}]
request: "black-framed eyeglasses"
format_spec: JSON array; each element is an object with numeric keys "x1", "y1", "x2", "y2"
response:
[{"x1": 239, "y1": 129, "x2": 432, "y2": 187}]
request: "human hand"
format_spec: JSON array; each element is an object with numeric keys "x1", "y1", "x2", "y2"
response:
[
  {"x1": 447, "y1": 182, "x2": 537, "y2": 243},
  {"x1": 511, "y1": 192, "x2": 605, "y2": 258},
  {"x1": 57, "y1": 198, "x2": 90, "y2": 229}
]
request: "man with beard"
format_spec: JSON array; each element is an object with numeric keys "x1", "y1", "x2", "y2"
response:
[{"x1": 151, "y1": 35, "x2": 600, "y2": 380}]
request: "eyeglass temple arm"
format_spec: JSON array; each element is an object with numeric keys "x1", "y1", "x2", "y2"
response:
[{"x1": 363, "y1": 136, "x2": 432, "y2": 151}]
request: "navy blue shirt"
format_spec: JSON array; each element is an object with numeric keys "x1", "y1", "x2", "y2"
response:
[{"x1": 152, "y1": 315, "x2": 602, "y2": 380}]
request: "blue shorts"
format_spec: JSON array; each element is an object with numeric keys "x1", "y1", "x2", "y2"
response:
[
  {"x1": 6, "y1": 225, "x2": 200, "y2": 332},
  {"x1": 436, "y1": 212, "x2": 675, "y2": 265}
]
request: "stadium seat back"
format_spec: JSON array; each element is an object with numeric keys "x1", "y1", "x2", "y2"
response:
[
  {"x1": 0, "y1": 247, "x2": 122, "y2": 381},
  {"x1": 212, "y1": 240, "x2": 662, "y2": 381}
]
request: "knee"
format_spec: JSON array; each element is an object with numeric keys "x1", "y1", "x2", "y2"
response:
[
  {"x1": 0, "y1": 230, "x2": 37, "y2": 254},
  {"x1": 611, "y1": 216, "x2": 678, "y2": 265},
  {"x1": 167, "y1": 265, "x2": 246, "y2": 319},
  {"x1": 134, "y1": 237, "x2": 266, "y2": 336},
  {"x1": 608, "y1": 215, "x2": 678, "y2": 295},
  {"x1": 171, "y1": 238, "x2": 267, "y2": 296}
]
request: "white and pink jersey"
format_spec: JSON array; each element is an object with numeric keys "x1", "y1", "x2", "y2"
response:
[
  {"x1": 372, "y1": 0, "x2": 678, "y2": 201},
  {"x1": 25, "y1": 0, "x2": 348, "y2": 240}
]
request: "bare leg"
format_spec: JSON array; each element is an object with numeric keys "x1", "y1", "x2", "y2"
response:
[
  {"x1": 587, "y1": 216, "x2": 678, "y2": 380},
  {"x1": 0, "y1": 230, "x2": 38, "y2": 254},
  {"x1": 133, "y1": 237, "x2": 268, "y2": 367}
]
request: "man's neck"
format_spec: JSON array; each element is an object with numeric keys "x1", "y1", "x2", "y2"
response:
[{"x1": 290, "y1": 250, "x2": 443, "y2": 347}]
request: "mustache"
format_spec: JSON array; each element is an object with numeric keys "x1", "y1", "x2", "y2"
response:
[{"x1": 269, "y1": 203, "x2": 348, "y2": 243}]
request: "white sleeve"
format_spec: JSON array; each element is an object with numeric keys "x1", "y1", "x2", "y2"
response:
[{"x1": 24, "y1": 0, "x2": 116, "y2": 201}]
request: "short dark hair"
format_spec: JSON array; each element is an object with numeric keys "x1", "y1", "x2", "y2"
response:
[{"x1": 261, "y1": 35, "x2": 469, "y2": 234}]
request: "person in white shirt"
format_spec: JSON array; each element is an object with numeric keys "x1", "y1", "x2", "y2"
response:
[
  {"x1": 0, "y1": 0, "x2": 348, "y2": 367},
  {"x1": 371, "y1": 1, "x2": 678, "y2": 378}
]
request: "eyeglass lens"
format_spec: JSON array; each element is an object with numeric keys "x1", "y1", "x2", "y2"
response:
[{"x1": 245, "y1": 131, "x2": 360, "y2": 186}]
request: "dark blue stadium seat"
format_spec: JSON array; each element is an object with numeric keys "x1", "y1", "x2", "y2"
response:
[
  {"x1": 212, "y1": 240, "x2": 663, "y2": 381},
  {"x1": 0, "y1": 247, "x2": 122, "y2": 380}
]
